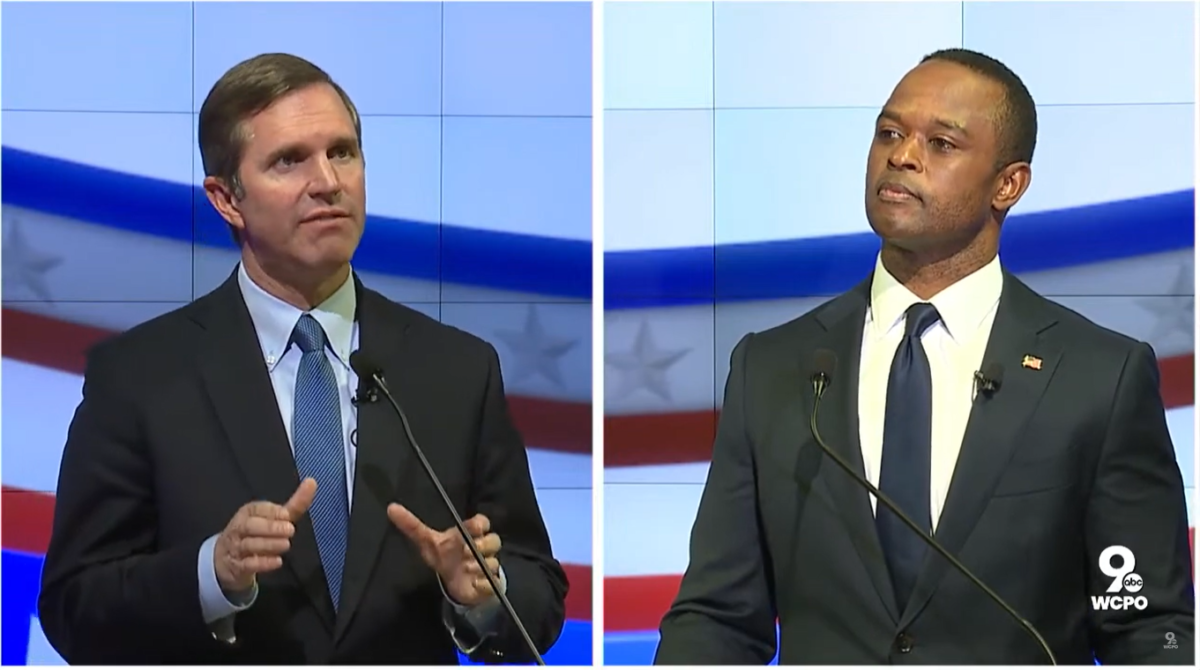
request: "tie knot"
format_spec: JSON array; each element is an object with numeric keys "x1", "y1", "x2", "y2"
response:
[
  {"x1": 904, "y1": 302, "x2": 940, "y2": 339},
  {"x1": 291, "y1": 314, "x2": 328, "y2": 353}
]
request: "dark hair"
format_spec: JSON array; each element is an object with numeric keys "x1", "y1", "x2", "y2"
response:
[
  {"x1": 920, "y1": 48, "x2": 1037, "y2": 169},
  {"x1": 197, "y1": 53, "x2": 362, "y2": 238}
]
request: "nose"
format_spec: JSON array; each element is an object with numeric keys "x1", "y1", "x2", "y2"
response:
[
  {"x1": 887, "y1": 135, "x2": 922, "y2": 172},
  {"x1": 309, "y1": 155, "x2": 343, "y2": 199}
]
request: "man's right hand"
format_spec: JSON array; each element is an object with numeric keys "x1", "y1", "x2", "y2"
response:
[{"x1": 214, "y1": 478, "x2": 317, "y2": 593}]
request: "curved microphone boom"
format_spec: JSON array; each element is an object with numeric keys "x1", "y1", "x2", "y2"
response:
[
  {"x1": 349, "y1": 351, "x2": 546, "y2": 666},
  {"x1": 807, "y1": 349, "x2": 1055, "y2": 665}
]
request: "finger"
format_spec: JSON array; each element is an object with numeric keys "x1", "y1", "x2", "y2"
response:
[
  {"x1": 466, "y1": 556, "x2": 501, "y2": 576},
  {"x1": 469, "y1": 533, "x2": 501, "y2": 557},
  {"x1": 463, "y1": 514, "x2": 491, "y2": 537},
  {"x1": 240, "y1": 554, "x2": 285, "y2": 574},
  {"x1": 241, "y1": 516, "x2": 295, "y2": 538},
  {"x1": 473, "y1": 576, "x2": 497, "y2": 595},
  {"x1": 285, "y1": 478, "x2": 318, "y2": 520},
  {"x1": 244, "y1": 500, "x2": 291, "y2": 521},
  {"x1": 387, "y1": 503, "x2": 434, "y2": 545},
  {"x1": 239, "y1": 537, "x2": 292, "y2": 557}
]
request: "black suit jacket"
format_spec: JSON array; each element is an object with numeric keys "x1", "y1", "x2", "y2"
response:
[
  {"x1": 656, "y1": 271, "x2": 1193, "y2": 664},
  {"x1": 38, "y1": 271, "x2": 568, "y2": 664}
]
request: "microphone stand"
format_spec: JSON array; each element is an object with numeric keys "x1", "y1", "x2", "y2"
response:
[
  {"x1": 809, "y1": 372, "x2": 1056, "y2": 665},
  {"x1": 361, "y1": 366, "x2": 546, "y2": 665}
]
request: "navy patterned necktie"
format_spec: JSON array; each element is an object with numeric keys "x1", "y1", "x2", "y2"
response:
[
  {"x1": 290, "y1": 314, "x2": 349, "y2": 610},
  {"x1": 876, "y1": 302, "x2": 940, "y2": 612}
]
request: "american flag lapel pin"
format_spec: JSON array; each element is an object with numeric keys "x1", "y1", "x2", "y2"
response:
[{"x1": 1022, "y1": 354, "x2": 1042, "y2": 370}]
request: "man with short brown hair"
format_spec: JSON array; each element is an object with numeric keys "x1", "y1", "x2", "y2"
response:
[{"x1": 39, "y1": 52, "x2": 568, "y2": 665}]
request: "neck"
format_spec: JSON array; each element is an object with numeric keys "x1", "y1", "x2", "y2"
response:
[
  {"x1": 240, "y1": 251, "x2": 350, "y2": 310},
  {"x1": 879, "y1": 226, "x2": 998, "y2": 300}
]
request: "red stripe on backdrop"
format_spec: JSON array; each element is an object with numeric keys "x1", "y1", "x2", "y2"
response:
[
  {"x1": 604, "y1": 529, "x2": 1196, "y2": 632},
  {"x1": 605, "y1": 353, "x2": 1195, "y2": 467},
  {"x1": 508, "y1": 396, "x2": 591, "y2": 455},
  {"x1": 605, "y1": 574, "x2": 682, "y2": 633},
  {"x1": 562, "y1": 562, "x2": 593, "y2": 622},
  {"x1": 1, "y1": 486, "x2": 592, "y2": 620},
  {"x1": 1, "y1": 308, "x2": 591, "y2": 454},
  {"x1": 1, "y1": 486, "x2": 56, "y2": 556}
]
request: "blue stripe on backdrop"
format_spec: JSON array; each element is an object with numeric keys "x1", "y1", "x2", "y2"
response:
[
  {"x1": 605, "y1": 189, "x2": 1195, "y2": 309},
  {"x1": 603, "y1": 629, "x2": 1101, "y2": 664},
  {"x1": 0, "y1": 147, "x2": 592, "y2": 299},
  {"x1": 1, "y1": 550, "x2": 42, "y2": 666},
  {"x1": 459, "y1": 619, "x2": 591, "y2": 666},
  {"x1": 604, "y1": 628, "x2": 781, "y2": 665},
  {"x1": 1, "y1": 550, "x2": 590, "y2": 666},
  {"x1": 5, "y1": 147, "x2": 1191, "y2": 310}
]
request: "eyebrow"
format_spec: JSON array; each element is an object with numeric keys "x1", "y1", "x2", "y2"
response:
[
  {"x1": 877, "y1": 108, "x2": 969, "y2": 136},
  {"x1": 264, "y1": 135, "x2": 360, "y2": 165}
]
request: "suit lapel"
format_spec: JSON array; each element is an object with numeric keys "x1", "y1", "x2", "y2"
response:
[
  {"x1": 808, "y1": 279, "x2": 902, "y2": 623},
  {"x1": 899, "y1": 272, "x2": 1061, "y2": 628},
  {"x1": 334, "y1": 281, "x2": 418, "y2": 640},
  {"x1": 194, "y1": 272, "x2": 336, "y2": 631}
]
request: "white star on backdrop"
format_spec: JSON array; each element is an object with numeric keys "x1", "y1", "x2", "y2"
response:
[
  {"x1": 3, "y1": 215, "x2": 62, "y2": 302},
  {"x1": 493, "y1": 306, "x2": 579, "y2": 389},
  {"x1": 1137, "y1": 261, "x2": 1193, "y2": 347},
  {"x1": 605, "y1": 320, "x2": 689, "y2": 402}
]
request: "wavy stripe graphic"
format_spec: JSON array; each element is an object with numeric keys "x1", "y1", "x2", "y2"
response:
[
  {"x1": 2, "y1": 308, "x2": 590, "y2": 455},
  {"x1": 1, "y1": 147, "x2": 592, "y2": 299},
  {"x1": 605, "y1": 189, "x2": 1194, "y2": 308}
]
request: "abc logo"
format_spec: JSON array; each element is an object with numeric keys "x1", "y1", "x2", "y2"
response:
[{"x1": 1123, "y1": 574, "x2": 1144, "y2": 593}]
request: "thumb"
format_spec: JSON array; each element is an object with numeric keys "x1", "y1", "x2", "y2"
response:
[
  {"x1": 387, "y1": 503, "x2": 433, "y2": 544},
  {"x1": 285, "y1": 477, "x2": 318, "y2": 520}
]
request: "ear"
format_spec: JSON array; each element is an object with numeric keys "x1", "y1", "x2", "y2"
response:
[
  {"x1": 203, "y1": 175, "x2": 246, "y2": 236},
  {"x1": 992, "y1": 162, "x2": 1031, "y2": 215}
]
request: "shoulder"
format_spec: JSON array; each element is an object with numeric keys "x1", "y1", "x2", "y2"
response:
[
  {"x1": 83, "y1": 301, "x2": 206, "y2": 380},
  {"x1": 362, "y1": 287, "x2": 501, "y2": 367},
  {"x1": 730, "y1": 289, "x2": 865, "y2": 365},
  {"x1": 1011, "y1": 275, "x2": 1150, "y2": 361}
]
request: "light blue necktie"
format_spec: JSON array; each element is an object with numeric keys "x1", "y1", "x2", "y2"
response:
[{"x1": 291, "y1": 313, "x2": 349, "y2": 610}]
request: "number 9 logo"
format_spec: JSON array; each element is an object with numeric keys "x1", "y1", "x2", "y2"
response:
[{"x1": 1099, "y1": 545, "x2": 1136, "y2": 594}]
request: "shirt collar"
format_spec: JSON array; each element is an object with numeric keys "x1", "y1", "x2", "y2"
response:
[
  {"x1": 868, "y1": 252, "x2": 1003, "y2": 343},
  {"x1": 237, "y1": 262, "x2": 357, "y2": 371}
]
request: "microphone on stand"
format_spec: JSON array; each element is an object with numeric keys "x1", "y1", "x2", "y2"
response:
[
  {"x1": 806, "y1": 349, "x2": 1054, "y2": 665},
  {"x1": 349, "y1": 351, "x2": 546, "y2": 666}
]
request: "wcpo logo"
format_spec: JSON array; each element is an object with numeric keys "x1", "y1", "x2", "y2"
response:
[{"x1": 1091, "y1": 545, "x2": 1148, "y2": 611}]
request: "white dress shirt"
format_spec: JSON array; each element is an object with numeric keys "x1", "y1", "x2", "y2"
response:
[
  {"x1": 198, "y1": 263, "x2": 504, "y2": 650},
  {"x1": 858, "y1": 253, "x2": 1003, "y2": 531}
]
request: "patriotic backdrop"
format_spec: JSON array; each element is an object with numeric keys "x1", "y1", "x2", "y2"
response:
[
  {"x1": 602, "y1": 1, "x2": 1196, "y2": 664},
  {"x1": 0, "y1": 2, "x2": 592, "y2": 665}
]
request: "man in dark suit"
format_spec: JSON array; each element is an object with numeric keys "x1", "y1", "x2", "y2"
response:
[
  {"x1": 38, "y1": 53, "x2": 568, "y2": 664},
  {"x1": 655, "y1": 48, "x2": 1193, "y2": 664}
]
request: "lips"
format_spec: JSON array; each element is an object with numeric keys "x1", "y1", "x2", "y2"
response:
[
  {"x1": 877, "y1": 181, "x2": 920, "y2": 203},
  {"x1": 302, "y1": 210, "x2": 351, "y2": 223}
]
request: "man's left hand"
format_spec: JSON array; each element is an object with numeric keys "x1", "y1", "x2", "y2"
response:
[{"x1": 387, "y1": 503, "x2": 502, "y2": 607}]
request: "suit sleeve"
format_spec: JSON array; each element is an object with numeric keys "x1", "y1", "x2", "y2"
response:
[
  {"x1": 447, "y1": 343, "x2": 569, "y2": 664},
  {"x1": 655, "y1": 333, "x2": 778, "y2": 665},
  {"x1": 1086, "y1": 341, "x2": 1195, "y2": 665},
  {"x1": 37, "y1": 344, "x2": 219, "y2": 663}
]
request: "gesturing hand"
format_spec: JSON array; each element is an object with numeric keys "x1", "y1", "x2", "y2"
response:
[
  {"x1": 387, "y1": 503, "x2": 502, "y2": 607},
  {"x1": 214, "y1": 478, "x2": 317, "y2": 593}
]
